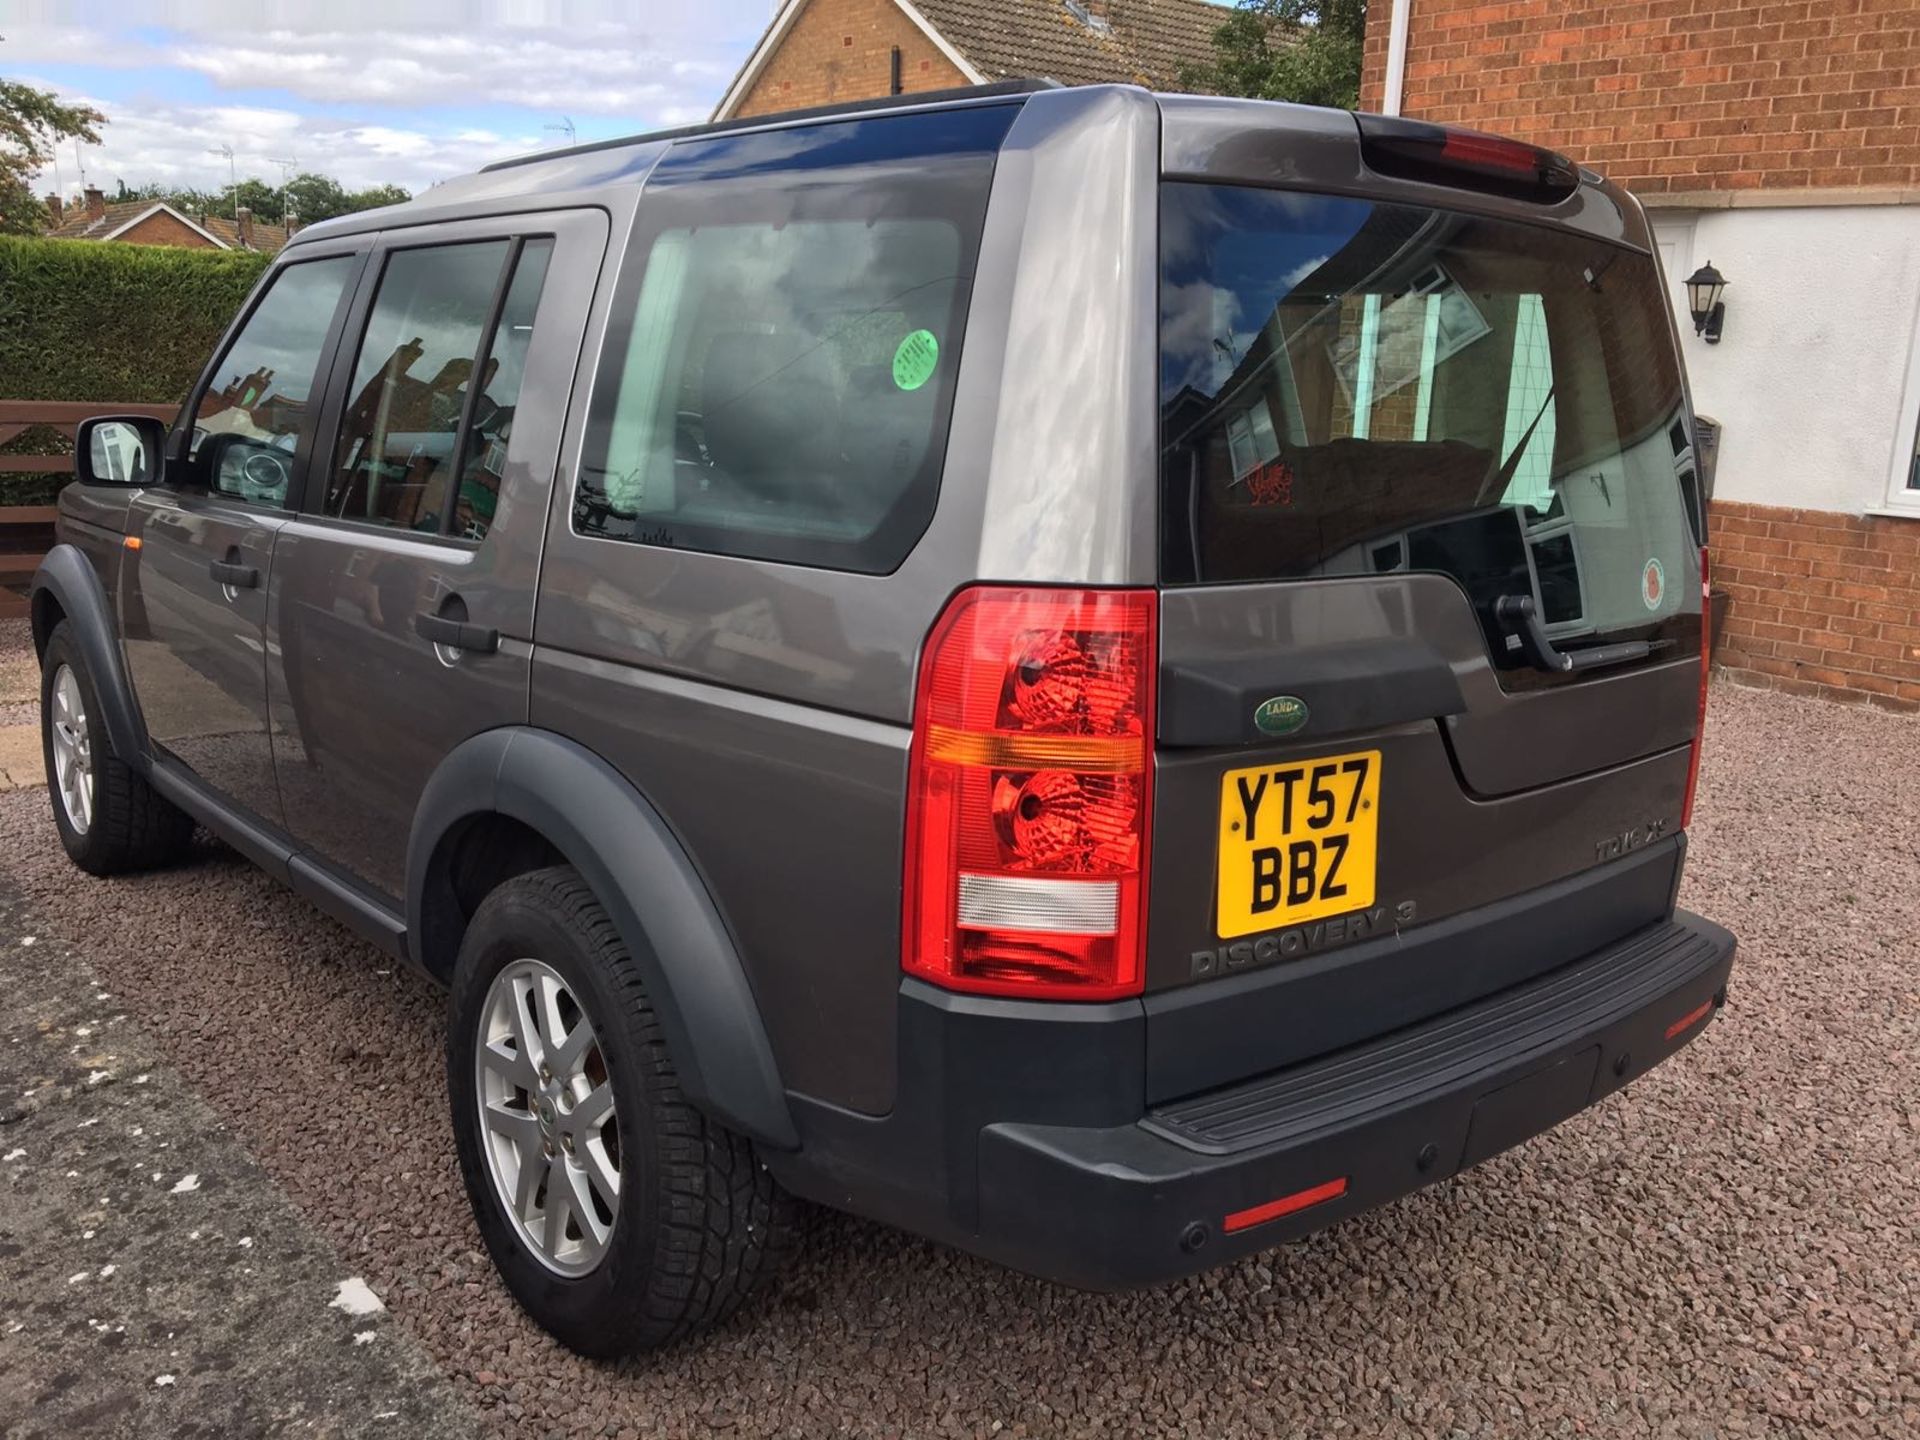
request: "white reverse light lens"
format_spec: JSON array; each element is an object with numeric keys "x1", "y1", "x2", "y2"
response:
[{"x1": 956, "y1": 874, "x2": 1119, "y2": 936}]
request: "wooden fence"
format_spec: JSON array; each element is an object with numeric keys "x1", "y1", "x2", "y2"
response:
[{"x1": 0, "y1": 400, "x2": 177, "y2": 620}]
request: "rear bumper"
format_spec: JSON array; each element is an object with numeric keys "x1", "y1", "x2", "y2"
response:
[{"x1": 771, "y1": 911, "x2": 1735, "y2": 1291}]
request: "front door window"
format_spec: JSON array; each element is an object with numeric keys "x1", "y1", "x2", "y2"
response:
[{"x1": 183, "y1": 255, "x2": 357, "y2": 508}]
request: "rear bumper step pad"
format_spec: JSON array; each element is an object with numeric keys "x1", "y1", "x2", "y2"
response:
[{"x1": 1146, "y1": 916, "x2": 1729, "y2": 1156}]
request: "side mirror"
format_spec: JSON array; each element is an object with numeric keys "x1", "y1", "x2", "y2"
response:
[{"x1": 76, "y1": 414, "x2": 168, "y2": 488}]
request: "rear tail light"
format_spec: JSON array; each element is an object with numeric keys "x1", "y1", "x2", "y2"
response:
[
  {"x1": 1682, "y1": 547, "x2": 1710, "y2": 830},
  {"x1": 1358, "y1": 115, "x2": 1579, "y2": 203},
  {"x1": 904, "y1": 586, "x2": 1156, "y2": 1001}
]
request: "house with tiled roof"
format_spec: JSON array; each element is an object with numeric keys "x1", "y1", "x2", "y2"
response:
[
  {"x1": 713, "y1": 0, "x2": 1227, "y2": 121},
  {"x1": 42, "y1": 187, "x2": 290, "y2": 255}
]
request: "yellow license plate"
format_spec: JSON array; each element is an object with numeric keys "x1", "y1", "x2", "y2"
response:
[{"x1": 1216, "y1": 750, "x2": 1381, "y2": 939}]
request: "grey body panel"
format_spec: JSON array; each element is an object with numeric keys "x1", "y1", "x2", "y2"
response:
[
  {"x1": 119, "y1": 491, "x2": 286, "y2": 825},
  {"x1": 55, "y1": 485, "x2": 139, "y2": 593},
  {"x1": 959, "y1": 85, "x2": 1161, "y2": 586},
  {"x1": 266, "y1": 209, "x2": 608, "y2": 900},
  {"x1": 527, "y1": 647, "x2": 910, "y2": 1115}
]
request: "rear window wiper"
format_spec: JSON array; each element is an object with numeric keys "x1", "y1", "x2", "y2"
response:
[{"x1": 1494, "y1": 595, "x2": 1651, "y2": 674}]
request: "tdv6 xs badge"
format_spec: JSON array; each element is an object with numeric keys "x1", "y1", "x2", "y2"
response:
[{"x1": 1595, "y1": 815, "x2": 1670, "y2": 862}]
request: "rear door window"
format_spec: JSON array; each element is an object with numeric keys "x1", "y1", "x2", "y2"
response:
[
  {"x1": 1160, "y1": 183, "x2": 1701, "y2": 684},
  {"x1": 575, "y1": 105, "x2": 1014, "y2": 574}
]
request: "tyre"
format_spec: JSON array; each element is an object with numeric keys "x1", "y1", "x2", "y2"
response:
[
  {"x1": 39, "y1": 622, "x2": 194, "y2": 876},
  {"x1": 447, "y1": 865, "x2": 794, "y2": 1356}
]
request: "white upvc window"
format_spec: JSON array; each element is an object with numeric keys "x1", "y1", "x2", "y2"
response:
[
  {"x1": 1889, "y1": 299, "x2": 1920, "y2": 514},
  {"x1": 1882, "y1": 296, "x2": 1920, "y2": 514}
]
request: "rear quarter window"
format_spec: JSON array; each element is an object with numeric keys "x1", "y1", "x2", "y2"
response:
[{"x1": 575, "y1": 106, "x2": 1015, "y2": 574}]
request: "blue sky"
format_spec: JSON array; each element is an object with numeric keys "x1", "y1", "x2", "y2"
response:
[
  {"x1": 3, "y1": 2, "x2": 784, "y2": 200},
  {"x1": 7, "y1": 1, "x2": 1237, "y2": 204}
]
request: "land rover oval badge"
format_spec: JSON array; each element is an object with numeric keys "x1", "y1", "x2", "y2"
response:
[{"x1": 1253, "y1": 695, "x2": 1310, "y2": 737}]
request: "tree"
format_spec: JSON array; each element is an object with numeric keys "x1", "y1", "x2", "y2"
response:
[
  {"x1": 1178, "y1": 0, "x2": 1369, "y2": 112},
  {"x1": 281, "y1": 172, "x2": 349, "y2": 224},
  {"x1": 115, "y1": 179, "x2": 223, "y2": 216},
  {"x1": 1, "y1": 77, "x2": 103, "y2": 235},
  {"x1": 230, "y1": 176, "x2": 284, "y2": 223},
  {"x1": 351, "y1": 183, "x2": 410, "y2": 212},
  {"x1": 107, "y1": 171, "x2": 407, "y2": 229}
]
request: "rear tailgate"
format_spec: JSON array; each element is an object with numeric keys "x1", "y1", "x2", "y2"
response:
[{"x1": 1150, "y1": 173, "x2": 1705, "y2": 1083}]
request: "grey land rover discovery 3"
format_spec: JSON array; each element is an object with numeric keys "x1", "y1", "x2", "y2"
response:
[{"x1": 33, "y1": 82, "x2": 1734, "y2": 1355}]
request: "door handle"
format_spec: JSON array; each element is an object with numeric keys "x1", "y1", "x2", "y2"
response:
[
  {"x1": 414, "y1": 611, "x2": 499, "y2": 655},
  {"x1": 209, "y1": 560, "x2": 259, "y2": 589}
]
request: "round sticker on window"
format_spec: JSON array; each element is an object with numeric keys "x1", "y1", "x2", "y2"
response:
[
  {"x1": 1642, "y1": 556, "x2": 1666, "y2": 611},
  {"x1": 892, "y1": 329, "x2": 939, "y2": 392}
]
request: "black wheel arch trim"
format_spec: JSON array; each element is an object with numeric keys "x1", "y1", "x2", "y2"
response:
[
  {"x1": 30, "y1": 543, "x2": 148, "y2": 767},
  {"x1": 409, "y1": 727, "x2": 799, "y2": 1151}
]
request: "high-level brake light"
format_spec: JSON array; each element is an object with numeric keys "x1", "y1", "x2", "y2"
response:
[
  {"x1": 1358, "y1": 115, "x2": 1580, "y2": 203},
  {"x1": 904, "y1": 586, "x2": 1155, "y2": 1001}
]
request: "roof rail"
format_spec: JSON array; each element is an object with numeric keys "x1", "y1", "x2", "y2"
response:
[{"x1": 480, "y1": 78, "x2": 1063, "y2": 173}]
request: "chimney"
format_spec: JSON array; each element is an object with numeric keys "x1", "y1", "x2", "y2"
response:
[
  {"x1": 45, "y1": 193, "x2": 63, "y2": 225},
  {"x1": 84, "y1": 185, "x2": 105, "y2": 221},
  {"x1": 236, "y1": 206, "x2": 254, "y2": 248}
]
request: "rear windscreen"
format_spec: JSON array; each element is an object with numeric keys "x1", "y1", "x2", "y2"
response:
[{"x1": 1160, "y1": 182, "x2": 1702, "y2": 680}]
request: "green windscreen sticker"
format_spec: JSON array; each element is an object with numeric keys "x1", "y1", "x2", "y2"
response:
[{"x1": 892, "y1": 329, "x2": 939, "y2": 392}]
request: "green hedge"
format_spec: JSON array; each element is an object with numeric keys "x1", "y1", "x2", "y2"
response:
[
  {"x1": 0, "y1": 235, "x2": 270, "y2": 404},
  {"x1": 0, "y1": 235, "x2": 270, "y2": 502}
]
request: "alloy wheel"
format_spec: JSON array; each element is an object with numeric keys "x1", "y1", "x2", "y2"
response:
[
  {"x1": 49, "y1": 664, "x2": 93, "y2": 836},
  {"x1": 473, "y1": 958, "x2": 621, "y2": 1275}
]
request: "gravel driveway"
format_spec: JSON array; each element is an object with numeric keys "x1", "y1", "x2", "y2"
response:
[{"x1": 0, "y1": 611, "x2": 1915, "y2": 1435}]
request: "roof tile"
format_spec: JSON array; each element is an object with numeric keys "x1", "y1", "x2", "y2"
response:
[
  {"x1": 910, "y1": 0, "x2": 1226, "y2": 90},
  {"x1": 42, "y1": 201, "x2": 288, "y2": 254}
]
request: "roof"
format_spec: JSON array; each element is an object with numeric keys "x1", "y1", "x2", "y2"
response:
[
  {"x1": 713, "y1": 0, "x2": 1227, "y2": 120},
  {"x1": 43, "y1": 199, "x2": 288, "y2": 254},
  {"x1": 44, "y1": 199, "x2": 202, "y2": 244},
  {"x1": 913, "y1": 0, "x2": 1225, "y2": 89},
  {"x1": 199, "y1": 213, "x2": 291, "y2": 255}
]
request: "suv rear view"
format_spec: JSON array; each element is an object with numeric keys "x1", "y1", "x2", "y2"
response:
[{"x1": 34, "y1": 84, "x2": 1732, "y2": 1357}]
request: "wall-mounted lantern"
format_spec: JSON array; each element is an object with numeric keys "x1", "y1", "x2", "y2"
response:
[{"x1": 1684, "y1": 261, "x2": 1728, "y2": 344}]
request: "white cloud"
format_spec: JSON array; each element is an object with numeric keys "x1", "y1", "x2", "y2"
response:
[
  {"x1": 150, "y1": 27, "x2": 740, "y2": 115},
  {"x1": 3, "y1": 3, "x2": 767, "y2": 197},
  {"x1": 14, "y1": 80, "x2": 545, "y2": 196}
]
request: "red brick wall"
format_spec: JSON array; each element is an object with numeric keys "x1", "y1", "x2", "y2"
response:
[
  {"x1": 735, "y1": 0, "x2": 968, "y2": 117},
  {"x1": 1359, "y1": 0, "x2": 1920, "y2": 194},
  {"x1": 114, "y1": 213, "x2": 217, "y2": 249},
  {"x1": 1711, "y1": 500, "x2": 1920, "y2": 712}
]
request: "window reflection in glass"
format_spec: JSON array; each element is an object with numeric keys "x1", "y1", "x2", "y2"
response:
[
  {"x1": 187, "y1": 255, "x2": 356, "y2": 508},
  {"x1": 327, "y1": 241, "x2": 510, "y2": 531},
  {"x1": 1160, "y1": 182, "x2": 1699, "y2": 684},
  {"x1": 450, "y1": 239, "x2": 553, "y2": 541}
]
